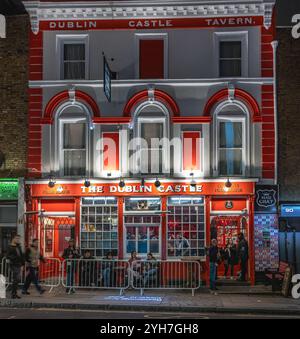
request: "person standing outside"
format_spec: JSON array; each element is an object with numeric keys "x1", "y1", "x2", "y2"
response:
[
  {"x1": 237, "y1": 233, "x2": 249, "y2": 282},
  {"x1": 224, "y1": 239, "x2": 237, "y2": 280},
  {"x1": 6, "y1": 234, "x2": 25, "y2": 299},
  {"x1": 207, "y1": 239, "x2": 220, "y2": 292},
  {"x1": 22, "y1": 239, "x2": 46, "y2": 295},
  {"x1": 62, "y1": 239, "x2": 80, "y2": 294}
]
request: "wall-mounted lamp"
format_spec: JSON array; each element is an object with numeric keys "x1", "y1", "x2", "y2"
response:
[
  {"x1": 48, "y1": 177, "x2": 56, "y2": 188},
  {"x1": 154, "y1": 178, "x2": 161, "y2": 188},
  {"x1": 225, "y1": 178, "x2": 232, "y2": 189},
  {"x1": 84, "y1": 179, "x2": 91, "y2": 188},
  {"x1": 190, "y1": 173, "x2": 197, "y2": 188},
  {"x1": 119, "y1": 178, "x2": 125, "y2": 188}
]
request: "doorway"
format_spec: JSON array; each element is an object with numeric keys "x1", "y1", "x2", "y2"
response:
[
  {"x1": 211, "y1": 215, "x2": 248, "y2": 279},
  {"x1": 40, "y1": 215, "x2": 75, "y2": 258}
]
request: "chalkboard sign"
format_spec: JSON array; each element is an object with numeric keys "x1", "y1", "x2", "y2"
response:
[{"x1": 282, "y1": 266, "x2": 293, "y2": 297}]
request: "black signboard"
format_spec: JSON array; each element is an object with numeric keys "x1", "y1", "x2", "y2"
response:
[
  {"x1": 255, "y1": 185, "x2": 278, "y2": 214},
  {"x1": 103, "y1": 55, "x2": 112, "y2": 103}
]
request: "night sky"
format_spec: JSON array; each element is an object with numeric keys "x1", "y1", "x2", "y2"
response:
[{"x1": 0, "y1": 0, "x2": 300, "y2": 26}]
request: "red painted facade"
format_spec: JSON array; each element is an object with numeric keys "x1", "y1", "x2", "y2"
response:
[{"x1": 24, "y1": 0, "x2": 278, "y2": 286}]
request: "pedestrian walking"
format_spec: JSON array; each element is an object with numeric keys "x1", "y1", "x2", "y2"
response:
[
  {"x1": 6, "y1": 234, "x2": 25, "y2": 299},
  {"x1": 22, "y1": 239, "x2": 46, "y2": 295}
]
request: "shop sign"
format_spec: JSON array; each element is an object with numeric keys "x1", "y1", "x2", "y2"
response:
[
  {"x1": 255, "y1": 185, "x2": 278, "y2": 214},
  {"x1": 281, "y1": 205, "x2": 300, "y2": 218},
  {"x1": 30, "y1": 181, "x2": 255, "y2": 197},
  {"x1": 0, "y1": 180, "x2": 19, "y2": 200},
  {"x1": 42, "y1": 16, "x2": 263, "y2": 31}
]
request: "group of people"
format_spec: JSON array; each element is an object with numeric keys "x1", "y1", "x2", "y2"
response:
[
  {"x1": 207, "y1": 233, "x2": 249, "y2": 291},
  {"x1": 6, "y1": 234, "x2": 46, "y2": 299},
  {"x1": 5, "y1": 232, "x2": 249, "y2": 298}
]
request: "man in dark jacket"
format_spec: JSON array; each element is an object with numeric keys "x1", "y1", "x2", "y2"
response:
[
  {"x1": 207, "y1": 239, "x2": 220, "y2": 291},
  {"x1": 6, "y1": 234, "x2": 25, "y2": 299},
  {"x1": 22, "y1": 239, "x2": 46, "y2": 295},
  {"x1": 62, "y1": 239, "x2": 80, "y2": 293},
  {"x1": 237, "y1": 233, "x2": 249, "y2": 282}
]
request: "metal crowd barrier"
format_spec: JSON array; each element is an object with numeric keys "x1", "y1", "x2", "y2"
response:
[
  {"x1": 61, "y1": 259, "x2": 130, "y2": 295},
  {"x1": 0, "y1": 257, "x2": 61, "y2": 292},
  {"x1": 130, "y1": 260, "x2": 201, "y2": 296},
  {"x1": 1, "y1": 257, "x2": 201, "y2": 296}
]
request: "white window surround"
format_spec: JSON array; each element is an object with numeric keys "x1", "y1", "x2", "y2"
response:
[
  {"x1": 134, "y1": 33, "x2": 169, "y2": 80},
  {"x1": 133, "y1": 101, "x2": 170, "y2": 175},
  {"x1": 53, "y1": 101, "x2": 93, "y2": 178},
  {"x1": 56, "y1": 34, "x2": 89, "y2": 80},
  {"x1": 212, "y1": 100, "x2": 250, "y2": 177},
  {"x1": 180, "y1": 131, "x2": 204, "y2": 177},
  {"x1": 213, "y1": 31, "x2": 249, "y2": 78}
]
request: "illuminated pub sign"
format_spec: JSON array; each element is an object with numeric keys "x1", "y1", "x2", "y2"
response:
[
  {"x1": 0, "y1": 179, "x2": 19, "y2": 200},
  {"x1": 30, "y1": 181, "x2": 255, "y2": 197}
]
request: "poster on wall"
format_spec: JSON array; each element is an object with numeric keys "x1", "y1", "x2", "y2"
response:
[{"x1": 255, "y1": 185, "x2": 278, "y2": 214}]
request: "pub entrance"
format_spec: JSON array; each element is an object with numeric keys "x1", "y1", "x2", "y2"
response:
[{"x1": 211, "y1": 214, "x2": 249, "y2": 280}]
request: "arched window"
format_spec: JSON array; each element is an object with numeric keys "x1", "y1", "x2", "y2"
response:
[
  {"x1": 133, "y1": 102, "x2": 170, "y2": 175},
  {"x1": 54, "y1": 103, "x2": 92, "y2": 177},
  {"x1": 213, "y1": 102, "x2": 250, "y2": 177}
]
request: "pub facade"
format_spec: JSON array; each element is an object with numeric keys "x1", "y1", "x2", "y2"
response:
[{"x1": 23, "y1": 0, "x2": 278, "y2": 285}]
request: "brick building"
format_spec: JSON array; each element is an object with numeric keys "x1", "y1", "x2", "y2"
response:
[
  {"x1": 0, "y1": 1, "x2": 29, "y2": 256},
  {"x1": 276, "y1": 0, "x2": 300, "y2": 271},
  {"x1": 22, "y1": 0, "x2": 279, "y2": 285}
]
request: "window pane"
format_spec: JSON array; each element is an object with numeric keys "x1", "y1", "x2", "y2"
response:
[
  {"x1": 64, "y1": 44, "x2": 86, "y2": 79},
  {"x1": 219, "y1": 122, "x2": 243, "y2": 148},
  {"x1": 140, "y1": 122, "x2": 164, "y2": 174},
  {"x1": 219, "y1": 149, "x2": 243, "y2": 176},
  {"x1": 220, "y1": 60, "x2": 241, "y2": 77},
  {"x1": 64, "y1": 44, "x2": 85, "y2": 61},
  {"x1": 64, "y1": 62, "x2": 86, "y2": 80},
  {"x1": 64, "y1": 123, "x2": 86, "y2": 149},
  {"x1": 64, "y1": 150, "x2": 86, "y2": 176},
  {"x1": 141, "y1": 123, "x2": 163, "y2": 145},
  {"x1": 220, "y1": 41, "x2": 241, "y2": 58},
  {"x1": 219, "y1": 41, "x2": 242, "y2": 77}
]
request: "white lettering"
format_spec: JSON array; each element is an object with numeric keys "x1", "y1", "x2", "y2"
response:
[
  {"x1": 0, "y1": 14, "x2": 6, "y2": 38},
  {"x1": 205, "y1": 17, "x2": 253, "y2": 27},
  {"x1": 292, "y1": 274, "x2": 300, "y2": 299},
  {"x1": 292, "y1": 14, "x2": 300, "y2": 39}
]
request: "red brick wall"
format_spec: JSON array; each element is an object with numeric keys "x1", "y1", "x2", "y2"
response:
[
  {"x1": 277, "y1": 28, "x2": 300, "y2": 201},
  {"x1": 27, "y1": 30, "x2": 43, "y2": 178},
  {"x1": 261, "y1": 24, "x2": 276, "y2": 180},
  {"x1": 0, "y1": 14, "x2": 29, "y2": 178}
]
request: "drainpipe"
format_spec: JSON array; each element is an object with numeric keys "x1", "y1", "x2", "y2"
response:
[{"x1": 271, "y1": 40, "x2": 278, "y2": 185}]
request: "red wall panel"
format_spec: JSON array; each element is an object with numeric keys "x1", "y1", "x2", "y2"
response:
[{"x1": 139, "y1": 39, "x2": 164, "y2": 79}]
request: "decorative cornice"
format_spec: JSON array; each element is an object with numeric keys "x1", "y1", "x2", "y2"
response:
[{"x1": 23, "y1": 1, "x2": 275, "y2": 34}]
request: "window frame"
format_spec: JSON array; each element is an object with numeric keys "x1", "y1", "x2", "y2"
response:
[
  {"x1": 214, "y1": 31, "x2": 248, "y2": 78},
  {"x1": 132, "y1": 102, "x2": 170, "y2": 175},
  {"x1": 135, "y1": 33, "x2": 169, "y2": 79},
  {"x1": 56, "y1": 34, "x2": 89, "y2": 80},
  {"x1": 213, "y1": 101, "x2": 250, "y2": 177},
  {"x1": 59, "y1": 117, "x2": 89, "y2": 178}
]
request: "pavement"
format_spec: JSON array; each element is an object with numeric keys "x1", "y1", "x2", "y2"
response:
[{"x1": 1, "y1": 286, "x2": 300, "y2": 316}]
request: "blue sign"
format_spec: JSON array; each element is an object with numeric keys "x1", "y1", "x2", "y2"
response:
[{"x1": 281, "y1": 205, "x2": 300, "y2": 217}]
